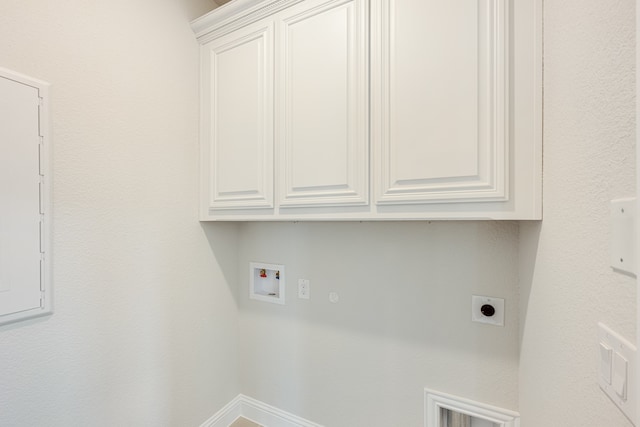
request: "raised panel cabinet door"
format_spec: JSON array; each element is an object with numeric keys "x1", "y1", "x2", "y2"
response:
[
  {"x1": 201, "y1": 21, "x2": 275, "y2": 213},
  {"x1": 373, "y1": 0, "x2": 509, "y2": 205},
  {"x1": 277, "y1": 0, "x2": 368, "y2": 208}
]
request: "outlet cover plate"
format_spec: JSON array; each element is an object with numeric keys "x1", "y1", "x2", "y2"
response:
[
  {"x1": 610, "y1": 198, "x2": 636, "y2": 276},
  {"x1": 471, "y1": 295, "x2": 505, "y2": 326},
  {"x1": 298, "y1": 279, "x2": 310, "y2": 299}
]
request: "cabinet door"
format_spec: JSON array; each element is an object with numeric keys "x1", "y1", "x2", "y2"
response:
[
  {"x1": 201, "y1": 22, "x2": 274, "y2": 213},
  {"x1": 277, "y1": 0, "x2": 368, "y2": 208},
  {"x1": 373, "y1": 0, "x2": 509, "y2": 205}
]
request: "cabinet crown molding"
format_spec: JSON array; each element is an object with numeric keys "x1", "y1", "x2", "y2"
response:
[{"x1": 191, "y1": 0, "x2": 304, "y2": 41}]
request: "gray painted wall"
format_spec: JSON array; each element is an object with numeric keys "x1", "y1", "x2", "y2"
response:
[{"x1": 237, "y1": 221, "x2": 520, "y2": 426}]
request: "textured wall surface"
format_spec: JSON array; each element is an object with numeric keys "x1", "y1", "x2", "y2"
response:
[
  {"x1": 0, "y1": 1, "x2": 241, "y2": 426},
  {"x1": 519, "y1": 0, "x2": 636, "y2": 425},
  {"x1": 238, "y1": 221, "x2": 520, "y2": 427},
  {"x1": 1, "y1": 1, "x2": 635, "y2": 426}
]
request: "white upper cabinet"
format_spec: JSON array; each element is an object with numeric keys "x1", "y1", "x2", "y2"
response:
[
  {"x1": 278, "y1": 0, "x2": 368, "y2": 208},
  {"x1": 373, "y1": 0, "x2": 508, "y2": 205},
  {"x1": 192, "y1": 0, "x2": 541, "y2": 220},
  {"x1": 200, "y1": 20, "x2": 275, "y2": 213}
]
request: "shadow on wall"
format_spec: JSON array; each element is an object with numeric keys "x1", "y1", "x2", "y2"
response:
[
  {"x1": 517, "y1": 221, "x2": 542, "y2": 348},
  {"x1": 201, "y1": 222, "x2": 242, "y2": 304}
]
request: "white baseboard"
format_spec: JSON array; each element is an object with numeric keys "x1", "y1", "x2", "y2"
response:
[
  {"x1": 200, "y1": 395, "x2": 243, "y2": 427},
  {"x1": 200, "y1": 394, "x2": 323, "y2": 427}
]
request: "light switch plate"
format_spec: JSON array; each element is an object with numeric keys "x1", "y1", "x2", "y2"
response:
[
  {"x1": 610, "y1": 198, "x2": 636, "y2": 276},
  {"x1": 600, "y1": 342, "x2": 613, "y2": 384},
  {"x1": 613, "y1": 352, "x2": 628, "y2": 400},
  {"x1": 598, "y1": 322, "x2": 637, "y2": 425}
]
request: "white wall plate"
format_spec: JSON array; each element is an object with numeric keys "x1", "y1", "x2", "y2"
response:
[
  {"x1": 610, "y1": 198, "x2": 636, "y2": 275},
  {"x1": 471, "y1": 295, "x2": 505, "y2": 326},
  {"x1": 598, "y1": 322, "x2": 637, "y2": 425}
]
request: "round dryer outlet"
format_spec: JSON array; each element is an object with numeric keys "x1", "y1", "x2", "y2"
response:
[{"x1": 471, "y1": 295, "x2": 505, "y2": 326}]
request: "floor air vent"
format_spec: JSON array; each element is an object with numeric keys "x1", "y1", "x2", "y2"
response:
[{"x1": 425, "y1": 389, "x2": 520, "y2": 427}]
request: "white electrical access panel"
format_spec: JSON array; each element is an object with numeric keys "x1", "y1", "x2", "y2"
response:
[{"x1": 0, "y1": 67, "x2": 52, "y2": 325}]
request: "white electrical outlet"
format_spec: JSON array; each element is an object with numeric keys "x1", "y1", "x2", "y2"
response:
[
  {"x1": 298, "y1": 279, "x2": 310, "y2": 299},
  {"x1": 471, "y1": 295, "x2": 505, "y2": 326}
]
